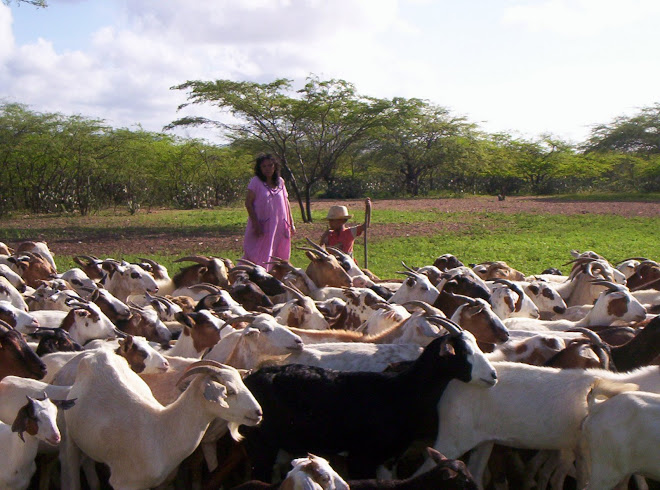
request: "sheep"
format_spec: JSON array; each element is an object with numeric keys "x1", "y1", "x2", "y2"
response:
[
  {"x1": 240, "y1": 319, "x2": 497, "y2": 481},
  {"x1": 0, "y1": 395, "x2": 73, "y2": 490},
  {"x1": 0, "y1": 321, "x2": 47, "y2": 381},
  {"x1": 425, "y1": 362, "x2": 657, "y2": 489},
  {"x1": 502, "y1": 280, "x2": 647, "y2": 332},
  {"x1": 60, "y1": 352, "x2": 263, "y2": 490},
  {"x1": 578, "y1": 388, "x2": 660, "y2": 490}
]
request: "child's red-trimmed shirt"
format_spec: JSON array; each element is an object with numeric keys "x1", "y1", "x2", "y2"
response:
[{"x1": 324, "y1": 225, "x2": 364, "y2": 256}]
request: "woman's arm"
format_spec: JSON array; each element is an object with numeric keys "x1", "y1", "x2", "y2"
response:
[{"x1": 245, "y1": 189, "x2": 263, "y2": 237}]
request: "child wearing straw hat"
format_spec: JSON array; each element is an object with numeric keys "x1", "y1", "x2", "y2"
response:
[{"x1": 319, "y1": 198, "x2": 370, "y2": 257}]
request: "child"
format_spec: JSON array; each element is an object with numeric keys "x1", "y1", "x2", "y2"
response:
[{"x1": 319, "y1": 198, "x2": 371, "y2": 257}]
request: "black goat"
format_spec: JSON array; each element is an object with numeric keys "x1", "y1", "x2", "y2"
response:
[{"x1": 240, "y1": 320, "x2": 497, "y2": 481}]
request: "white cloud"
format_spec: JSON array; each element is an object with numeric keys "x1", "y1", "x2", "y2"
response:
[{"x1": 503, "y1": 0, "x2": 660, "y2": 37}]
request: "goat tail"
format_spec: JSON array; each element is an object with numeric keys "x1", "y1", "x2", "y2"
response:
[{"x1": 586, "y1": 378, "x2": 639, "y2": 409}]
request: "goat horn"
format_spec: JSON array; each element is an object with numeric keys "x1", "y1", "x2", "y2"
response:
[
  {"x1": 615, "y1": 257, "x2": 648, "y2": 265},
  {"x1": 402, "y1": 300, "x2": 441, "y2": 316},
  {"x1": 630, "y1": 276, "x2": 660, "y2": 292},
  {"x1": 174, "y1": 255, "x2": 211, "y2": 265},
  {"x1": 74, "y1": 255, "x2": 100, "y2": 263},
  {"x1": 426, "y1": 316, "x2": 463, "y2": 335},
  {"x1": 138, "y1": 257, "x2": 161, "y2": 268},
  {"x1": 492, "y1": 278, "x2": 525, "y2": 312},
  {"x1": 236, "y1": 258, "x2": 258, "y2": 267},
  {"x1": 326, "y1": 246, "x2": 348, "y2": 258},
  {"x1": 400, "y1": 261, "x2": 417, "y2": 273},
  {"x1": 176, "y1": 362, "x2": 228, "y2": 388},
  {"x1": 281, "y1": 283, "x2": 306, "y2": 301},
  {"x1": 588, "y1": 279, "x2": 622, "y2": 292},
  {"x1": 304, "y1": 238, "x2": 330, "y2": 256},
  {"x1": 224, "y1": 315, "x2": 256, "y2": 325},
  {"x1": 188, "y1": 283, "x2": 223, "y2": 293},
  {"x1": 566, "y1": 327, "x2": 611, "y2": 370}
]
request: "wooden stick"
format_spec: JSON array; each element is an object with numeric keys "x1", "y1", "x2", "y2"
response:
[{"x1": 364, "y1": 198, "x2": 372, "y2": 269}]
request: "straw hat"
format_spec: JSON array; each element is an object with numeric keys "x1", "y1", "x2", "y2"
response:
[{"x1": 325, "y1": 205, "x2": 352, "y2": 220}]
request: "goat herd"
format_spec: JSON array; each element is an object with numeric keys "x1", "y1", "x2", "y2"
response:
[{"x1": 0, "y1": 238, "x2": 658, "y2": 490}]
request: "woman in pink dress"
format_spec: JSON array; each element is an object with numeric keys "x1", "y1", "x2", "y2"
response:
[{"x1": 243, "y1": 154, "x2": 296, "y2": 270}]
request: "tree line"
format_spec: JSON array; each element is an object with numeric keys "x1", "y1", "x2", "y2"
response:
[{"x1": 2, "y1": 76, "x2": 660, "y2": 219}]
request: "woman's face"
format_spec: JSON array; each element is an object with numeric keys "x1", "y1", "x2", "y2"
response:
[{"x1": 260, "y1": 159, "x2": 275, "y2": 179}]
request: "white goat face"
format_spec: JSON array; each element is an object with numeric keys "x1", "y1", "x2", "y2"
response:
[
  {"x1": 460, "y1": 330, "x2": 498, "y2": 388},
  {"x1": 286, "y1": 455, "x2": 350, "y2": 490},
  {"x1": 20, "y1": 397, "x2": 62, "y2": 446},
  {"x1": 130, "y1": 336, "x2": 170, "y2": 373},
  {"x1": 206, "y1": 368, "x2": 262, "y2": 437}
]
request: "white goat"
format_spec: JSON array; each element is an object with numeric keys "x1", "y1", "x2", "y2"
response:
[
  {"x1": 0, "y1": 276, "x2": 29, "y2": 311},
  {"x1": 502, "y1": 281, "x2": 646, "y2": 332},
  {"x1": 204, "y1": 314, "x2": 304, "y2": 369},
  {"x1": 99, "y1": 260, "x2": 159, "y2": 302},
  {"x1": 487, "y1": 279, "x2": 540, "y2": 320},
  {"x1": 60, "y1": 351, "x2": 262, "y2": 490},
  {"x1": 579, "y1": 388, "x2": 660, "y2": 490},
  {"x1": 425, "y1": 362, "x2": 658, "y2": 489},
  {"x1": 0, "y1": 300, "x2": 40, "y2": 332},
  {"x1": 388, "y1": 269, "x2": 440, "y2": 305},
  {"x1": 0, "y1": 395, "x2": 71, "y2": 490}
]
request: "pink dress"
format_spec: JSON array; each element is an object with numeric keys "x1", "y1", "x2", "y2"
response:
[{"x1": 242, "y1": 176, "x2": 293, "y2": 270}]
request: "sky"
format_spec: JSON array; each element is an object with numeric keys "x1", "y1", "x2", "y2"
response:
[{"x1": 2, "y1": 0, "x2": 659, "y2": 145}]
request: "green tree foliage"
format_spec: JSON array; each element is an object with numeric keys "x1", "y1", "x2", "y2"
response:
[
  {"x1": 169, "y1": 75, "x2": 390, "y2": 221},
  {"x1": 585, "y1": 103, "x2": 660, "y2": 156},
  {"x1": 371, "y1": 98, "x2": 478, "y2": 196}
]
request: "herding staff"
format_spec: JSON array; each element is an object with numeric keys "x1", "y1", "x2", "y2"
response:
[{"x1": 364, "y1": 198, "x2": 372, "y2": 269}]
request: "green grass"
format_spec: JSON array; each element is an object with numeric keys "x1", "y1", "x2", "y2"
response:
[{"x1": 2, "y1": 203, "x2": 658, "y2": 280}]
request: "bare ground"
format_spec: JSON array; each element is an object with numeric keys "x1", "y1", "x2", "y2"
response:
[{"x1": 3, "y1": 196, "x2": 659, "y2": 258}]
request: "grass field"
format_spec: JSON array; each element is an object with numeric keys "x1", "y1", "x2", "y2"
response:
[{"x1": 1, "y1": 196, "x2": 658, "y2": 279}]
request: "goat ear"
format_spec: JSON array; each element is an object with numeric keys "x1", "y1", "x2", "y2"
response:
[
  {"x1": 427, "y1": 447, "x2": 447, "y2": 463},
  {"x1": 175, "y1": 311, "x2": 195, "y2": 329},
  {"x1": 53, "y1": 398, "x2": 77, "y2": 411},
  {"x1": 203, "y1": 380, "x2": 229, "y2": 407},
  {"x1": 244, "y1": 327, "x2": 260, "y2": 337},
  {"x1": 440, "y1": 339, "x2": 455, "y2": 356},
  {"x1": 11, "y1": 399, "x2": 38, "y2": 441}
]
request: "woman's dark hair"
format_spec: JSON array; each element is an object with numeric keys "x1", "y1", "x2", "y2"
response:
[{"x1": 254, "y1": 153, "x2": 281, "y2": 183}]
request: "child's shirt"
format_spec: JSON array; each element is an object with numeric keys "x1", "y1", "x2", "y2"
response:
[{"x1": 325, "y1": 225, "x2": 363, "y2": 256}]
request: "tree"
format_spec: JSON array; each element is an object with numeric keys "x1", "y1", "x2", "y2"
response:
[
  {"x1": 374, "y1": 98, "x2": 476, "y2": 195},
  {"x1": 584, "y1": 103, "x2": 660, "y2": 156},
  {"x1": 2, "y1": 0, "x2": 47, "y2": 7},
  {"x1": 168, "y1": 75, "x2": 390, "y2": 222}
]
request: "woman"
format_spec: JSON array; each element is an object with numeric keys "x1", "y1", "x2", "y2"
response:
[{"x1": 242, "y1": 154, "x2": 295, "y2": 270}]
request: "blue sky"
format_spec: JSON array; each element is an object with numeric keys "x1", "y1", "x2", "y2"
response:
[{"x1": 2, "y1": 0, "x2": 659, "y2": 144}]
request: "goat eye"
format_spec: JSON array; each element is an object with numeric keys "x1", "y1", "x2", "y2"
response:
[
  {"x1": 72, "y1": 279, "x2": 82, "y2": 286},
  {"x1": 131, "y1": 272, "x2": 139, "y2": 279}
]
